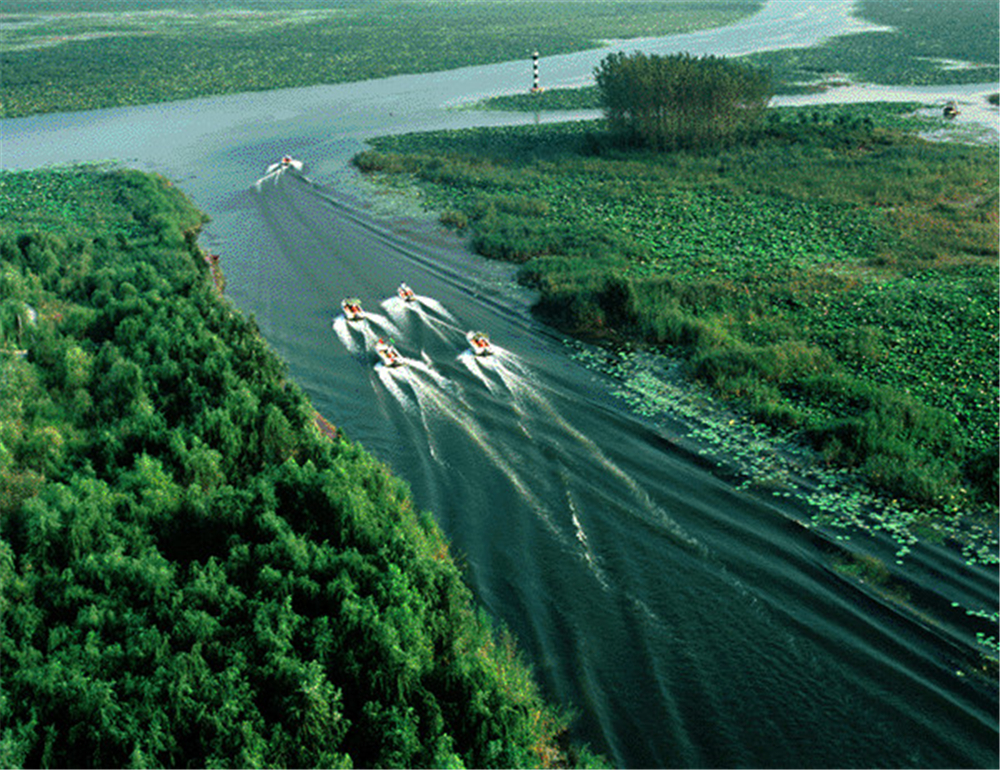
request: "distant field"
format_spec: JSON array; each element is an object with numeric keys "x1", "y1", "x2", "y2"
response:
[
  {"x1": 474, "y1": 0, "x2": 1000, "y2": 111},
  {"x1": 747, "y1": 0, "x2": 999, "y2": 89},
  {"x1": 0, "y1": 0, "x2": 761, "y2": 117}
]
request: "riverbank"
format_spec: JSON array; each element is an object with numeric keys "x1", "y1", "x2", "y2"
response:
[
  {"x1": 350, "y1": 103, "x2": 998, "y2": 583},
  {"x1": 466, "y1": 0, "x2": 998, "y2": 129},
  {"x1": 0, "y1": 165, "x2": 603, "y2": 768},
  {"x1": 0, "y1": 0, "x2": 761, "y2": 118}
]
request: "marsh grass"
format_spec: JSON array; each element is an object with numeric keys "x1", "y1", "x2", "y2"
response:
[
  {"x1": 746, "y1": 0, "x2": 999, "y2": 90},
  {"x1": 356, "y1": 104, "x2": 999, "y2": 510},
  {"x1": 0, "y1": 0, "x2": 761, "y2": 118},
  {"x1": 474, "y1": 0, "x2": 998, "y2": 109}
]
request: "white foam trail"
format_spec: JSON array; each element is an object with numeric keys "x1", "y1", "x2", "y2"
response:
[
  {"x1": 254, "y1": 169, "x2": 281, "y2": 190},
  {"x1": 405, "y1": 372, "x2": 569, "y2": 544},
  {"x1": 493, "y1": 346, "x2": 533, "y2": 377},
  {"x1": 567, "y1": 488, "x2": 610, "y2": 590},
  {"x1": 416, "y1": 297, "x2": 456, "y2": 322},
  {"x1": 382, "y1": 296, "x2": 410, "y2": 323},
  {"x1": 375, "y1": 364, "x2": 415, "y2": 411},
  {"x1": 469, "y1": 352, "x2": 535, "y2": 425},
  {"x1": 332, "y1": 315, "x2": 362, "y2": 354},
  {"x1": 364, "y1": 312, "x2": 403, "y2": 339},
  {"x1": 358, "y1": 323, "x2": 382, "y2": 349},
  {"x1": 406, "y1": 355, "x2": 450, "y2": 389},
  {"x1": 402, "y1": 302, "x2": 463, "y2": 344},
  {"x1": 457, "y1": 350, "x2": 499, "y2": 393},
  {"x1": 500, "y1": 356, "x2": 707, "y2": 556},
  {"x1": 482, "y1": 351, "x2": 530, "y2": 402}
]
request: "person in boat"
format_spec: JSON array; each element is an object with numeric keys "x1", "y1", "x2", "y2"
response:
[
  {"x1": 343, "y1": 298, "x2": 363, "y2": 319},
  {"x1": 469, "y1": 331, "x2": 491, "y2": 354},
  {"x1": 378, "y1": 338, "x2": 400, "y2": 365}
]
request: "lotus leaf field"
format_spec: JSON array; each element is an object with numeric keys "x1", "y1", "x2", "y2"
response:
[
  {"x1": 355, "y1": 103, "x2": 999, "y2": 520},
  {"x1": 471, "y1": 0, "x2": 999, "y2": 111},
  {"x1": 0, "y1": 0, "x2": 762, "y2": 119}
]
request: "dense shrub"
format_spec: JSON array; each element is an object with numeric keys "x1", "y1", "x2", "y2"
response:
[
  {"x1": 594, "y1": 51, "x2": 772, "y2": 149},
  {"x1": 0, "y1": 167, "x2": 591, "y2": 768}
]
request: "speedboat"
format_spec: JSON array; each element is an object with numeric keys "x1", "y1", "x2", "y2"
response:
[
  {"x1": 375, "y1": 338, "x2": 403, "y2": 367},
  {"x1": 398, "y1": 282, "x2": 416, "y2": 302},
  {"x1": 342, "y1": 297, "x2": 365, "y2": 321},
  {"x1": 467, "y1": 330, "x2": 492, "y2": 356},
  {"x1": 943, "y1": 100, "x2": 959, "y2": 119},
  {"x1": 266, "y1": 155, "x2": 303, "y2": 174}
]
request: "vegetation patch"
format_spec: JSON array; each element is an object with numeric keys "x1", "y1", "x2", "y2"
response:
[
  {"x1": 0, "y1": 166, "x2": 602, "y2": 768},
  {"x1": 354, "y1": 103, "x2": 998, "y2": 515},
  {"x1": 473, "y1": 0, "x2": 999, "y2": 110},
  {"x1": 0, "y1": 0, "x2": 761, "y2": 118},
  {"x1": 746, "y1": 0, "x2": 999, "y2": 90}
]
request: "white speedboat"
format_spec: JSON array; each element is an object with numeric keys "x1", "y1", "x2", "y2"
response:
[
  {"x1": 467, "y1": 330, "x2": 492, "y2": 356},
  {"x1": 266, "y1": 155, "x2": 303, "y2": 174},
  {"x1": 342, "y1": 297, "x2": 365, "y2": 321},
  {"x1": 398, "y1": 282, "x2": 416, "y2": 302},
  {"x1": 375, "y1": 338, "x2": 403, "y2": 367}
]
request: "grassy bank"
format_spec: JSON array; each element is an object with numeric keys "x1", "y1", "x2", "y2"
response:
[
  {"x1": 353, "y1": 104, "x2": 998, "y2": 512},
  {"x1": 0, "y1": 0, "x2": 760, "y2": 118},
  {"x1": 473, "y1": 0, "x2": 999, "y2": 110},
  {"x1": 0, "y1": 166, "x2": 602, "y2": 768}
]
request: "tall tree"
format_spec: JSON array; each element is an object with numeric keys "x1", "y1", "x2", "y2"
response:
[{"x1": 594, "y1": 51, "x2": 772, "y2": 149}]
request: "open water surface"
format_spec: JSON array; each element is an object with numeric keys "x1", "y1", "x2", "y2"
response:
[{"x1": 3, "y1": 1, "x2": 998, "y2": 766}]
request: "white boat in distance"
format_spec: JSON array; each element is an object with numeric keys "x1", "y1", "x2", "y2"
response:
[{"x1": 266, "y1": 155, "x2": 304, "y2": 174}]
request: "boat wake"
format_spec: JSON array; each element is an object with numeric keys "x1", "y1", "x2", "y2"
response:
[{"x1": 255, "y1": 157, "x2": 307, "y2": 189}]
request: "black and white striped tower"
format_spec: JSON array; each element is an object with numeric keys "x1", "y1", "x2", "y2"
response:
[{"x1": 531, "y1": 50, "x2": 540, "y2": 92}]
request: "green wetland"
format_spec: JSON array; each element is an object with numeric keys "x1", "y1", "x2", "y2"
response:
[
  {"x1": 0, "y1": 0, "x2": 761, "y2": 118},
  {"x1": 2, "y1": 1, "x2": 998, "y2": 767},
  {"x1": 355, "y1": 103, "x2": 999, "y2": 514},
  {"x1": 473, "y1": 0, "x2": 998, "y2": 109}
]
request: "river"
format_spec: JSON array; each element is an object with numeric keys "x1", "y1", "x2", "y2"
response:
[{"x1": 3, "y1": 1, "x2": 998, "y2": 766}]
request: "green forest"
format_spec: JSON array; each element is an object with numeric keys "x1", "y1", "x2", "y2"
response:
[
  {"x1": 354, "y1": 101, "x2": 999, "y2": 514},
  {"x1": 0, "y1": 167, "x2": 599, "y2": 768}
]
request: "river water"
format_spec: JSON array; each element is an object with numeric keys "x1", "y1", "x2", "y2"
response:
[{"x1": 3, "y1": 1, "x2": 998, "y2": 766}]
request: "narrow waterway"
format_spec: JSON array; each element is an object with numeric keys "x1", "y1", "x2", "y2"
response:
[{"x1": 3, "y1": 2, "x2": 997, "y2": 766}]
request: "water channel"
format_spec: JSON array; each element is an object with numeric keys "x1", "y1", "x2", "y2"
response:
[{"x1": 3, "y1": 2, "x2": 998, "y2": 765}]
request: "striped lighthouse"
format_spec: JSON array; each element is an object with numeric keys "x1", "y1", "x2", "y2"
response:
[{"x1": 531, "y1": 50, "x2": 541, "y2": 92}]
